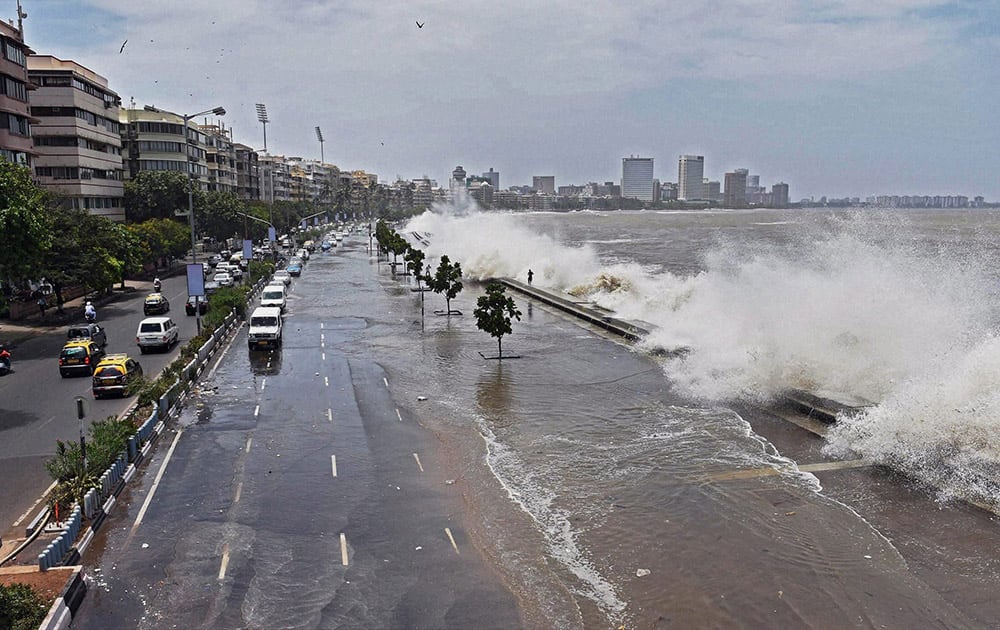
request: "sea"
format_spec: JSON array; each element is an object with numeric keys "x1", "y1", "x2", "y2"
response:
[{"x1": 355, "y1": 203, "x2": 1000, "y2": 628}]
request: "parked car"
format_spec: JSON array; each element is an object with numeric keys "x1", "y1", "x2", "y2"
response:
[
  {"x1": 143, "y1": 293, "x2": 170, "y2": 315},
  {"x1": 66, "y1": 322, "x2": 107, "y2": 348},
  {"x1": 186, "y1": 295, "x2": 209, "y2": 315},
  {"x1": 59, "y1": 340, "x2": 105, "y2": 377},
  {"x1": 136, "y1": 316, "x2": 179, "y2": 353},
  {"x1": 92, "y1": 353, "x2": 144, "y2": 398},
  {"x1": 213, "y1": 271, "x2": 233, "y2": 287}
]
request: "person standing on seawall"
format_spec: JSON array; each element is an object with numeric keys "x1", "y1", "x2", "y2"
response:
[{"x1": 527, "y1": 269, "x2": 534, "y2": 285}]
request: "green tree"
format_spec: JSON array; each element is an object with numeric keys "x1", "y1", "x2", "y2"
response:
[
  {"x1": 40, "y1": 207, "x2": 130, "y2": 302},
  {"x1": 129, "y1": 218, "x2": 189, "y2": 267},
  {"x1": 474, "y1": 282, "x2": 522, "y2": 359},
  {"x1": 198, "y1": 190, "x2": 247, "y2": 243},
  {"x1": 427, "y1": 255, "x2": 463, "y2": 315},
  {"x1": 404, "y1": 247, "x2": 425, "y2": 287},
  {"x1": 0, "y1": 159, "x2": 52, "y2": 284},
  {"x1": 124, "y1": 170, "x2": 194, "y2": 222}
]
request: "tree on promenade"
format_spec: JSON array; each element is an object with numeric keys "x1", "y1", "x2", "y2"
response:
[
  {"x1": 405, "y1": 247, "x2": 426, "y2": 287},
  {"x1": 41, "y1": 207, "x2": 130, "y2": 301},
  {"x1": 129, "y1": 218, "x2": 190, "y2": 267},
  {"x1": 0, "y1": 159, "x2": 52, "y2": 284},
  {"x1": 426, "y1": 255, "x2": 463, "y2": 315},
  {"x1": 197, "y1": 191, "x2": 247, "y2": 243},
  {"x1": 474, "y1": 282, "x2": 521, "y2": 359},
  {"x1": 124, "y1": 170, "x2": 194, "y2": 222}
]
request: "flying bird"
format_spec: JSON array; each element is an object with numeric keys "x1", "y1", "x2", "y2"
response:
[
  {"x1": 416, "y1": 20, "x2": 424, "y2": 28},
  {"x1": 119, "y1": 40, "x2": 127, "y2": 54}
]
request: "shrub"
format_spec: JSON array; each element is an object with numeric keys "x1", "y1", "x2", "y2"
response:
[{"x1": 0, "y1": 582, "x2": 49, "y2": 630}]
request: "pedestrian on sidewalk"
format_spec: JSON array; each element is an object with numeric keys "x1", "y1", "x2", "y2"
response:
[{"x1": 37, "y1": 295, "x2": 47, "y2": 319}]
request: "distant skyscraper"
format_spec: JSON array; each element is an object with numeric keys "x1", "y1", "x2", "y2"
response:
[
  {"x1": 483, "y1": 167, "x2": 499, "y2": 190},
  {"x1": 706, "y1": 179, "x2": 721, "y2": 202},
  {"x1": 533, "y1": 175, "x2": 555, "y2": 194},
  {"x1": 772, "y1": 182, "x2": 790, "y2": 207},
  {"x1": 621, "y1": 157, "x2": 654, "y2": 201},
  {"x1": 678, "y1": 155, "x2": 704, "y2": 201},
  {"x1": 724, "y1": 168, "x2": 748, "y2": 207},
  {"x1": 451, "y1": 165, "x2": 466, "y2": 190}
]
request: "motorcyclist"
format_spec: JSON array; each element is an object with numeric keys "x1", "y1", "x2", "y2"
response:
[
  {"x1": 153, "y1": 277, "x2": 162, "y2": 292},
  {"x1": 0, "y1": 344, "x2": 11, "y2": 371},
  {"x1": 84, "y1": 301, "x2": 97, "y2": 323}
]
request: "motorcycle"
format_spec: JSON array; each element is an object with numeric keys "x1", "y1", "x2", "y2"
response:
[
  {"x1": 0, "y1": 350, "x2": 11, "y2": 376},
  {"x1": 153, "y1": 279, "x2": 162, "y2": 292}
]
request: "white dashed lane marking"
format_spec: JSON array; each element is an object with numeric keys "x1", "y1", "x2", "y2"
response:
[
  {"x1": 413, "y1": 453, "x2": 424, "y2": 472},
  {"x1": 331, "y1": 455, "x2": 338, "y2": 477},
  {"x1": 445, "y1": 528, "x2": 460, "y2": 554}
]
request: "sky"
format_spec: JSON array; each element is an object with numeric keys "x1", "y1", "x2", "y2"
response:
[{"x1": 18, "y1": 0, "x2": 1000, "y2": 200}]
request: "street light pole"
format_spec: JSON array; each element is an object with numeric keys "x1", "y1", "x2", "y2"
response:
[{"x1": 181, "y1": 106, "x2": 226, "y2": 263}]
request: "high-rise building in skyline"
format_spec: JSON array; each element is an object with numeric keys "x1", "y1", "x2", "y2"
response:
[
  {"x1": 724, "y1": 168, "x2": 748, "y2": 207},
  {"x1": 678, "y1": 155, "x2": 704, "y2": 201},
  {"x1": 450, "y1": 165, "x2": 466, "y2": 190},
  {"x1": 621, "y1": 157, "x2": 654, "y2": 201},
  {"x1": 28, "y1": 55, "x2": 125, "y2": 221},
  {"x1": 533, "y1": 175, "x2": 555, "y2": 194},
  {"x1": 483, "y1": 167, "x2": 499, "y2": 190},
  {"x1": 772, "y1": 182, "x2": 789, "y2": 207}
]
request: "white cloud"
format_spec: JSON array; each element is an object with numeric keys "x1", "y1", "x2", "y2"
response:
[{"x1": 21, "y1": 1, "x2": 999, "y2": 194}]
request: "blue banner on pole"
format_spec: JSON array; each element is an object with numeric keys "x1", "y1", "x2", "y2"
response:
[{"x1": 268, "y1": 226, "x2": 276, "y2": 241}]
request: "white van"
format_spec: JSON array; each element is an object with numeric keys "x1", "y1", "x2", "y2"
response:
[
  {"x1": 136, "y1": 316, "x2": 179, "y2": 353},
  {"x1": 260, "y1": 284, "x2": 287, "y2": 312},
  {"x1": 247, "y1": 306, "x2": 283, "y2": 350}
]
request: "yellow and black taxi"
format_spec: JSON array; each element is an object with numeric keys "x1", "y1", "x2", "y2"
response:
[
  {"x1": 92, "y1": 353, "x2": 144, "y2": 398},
  {"x1": 59, "y1": 340, "x2": 105, "y2": 378},
  {"x1": 143, "y1": 292, "x2": 170, "y2": 316}
]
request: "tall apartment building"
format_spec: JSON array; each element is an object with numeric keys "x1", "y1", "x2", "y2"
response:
[
  {"x1": 28, "y1": 55, "x2": 124, "y2": 220},
  {"x1": 723, "y1": 168, "x2": 748, "y2": 207},
  {"x1": 705, "y1": 179, "x2": 721, "y2": 202},
  {"x1": 120, "y1": 107, "x2": 221, "y2": 195},
  {"x1": 678, "y1": 155, "x2": 705, "y2": 201},
  {"x1": 621, "y1": 157, "x2": 654, "y2": 201},
  {"x1": 483, "y1": 167, "x2": 499, "y2": 190},
  {"x1": 199, "y1": 122, "x2": 237, "y2": 194},
  {"x1": 771, "y1": 182, "x2": 790, "y2": 208},
  {"x1": 258, "y1": 153, "x2": 291, "y2": 202},
  {"x1": 234, "y1": 143, "x2": 260, "y2": 201},
  {"x1": 0, "y1": 19, "x2": 33, "y2": 167},
  {"x1": 450, "y1": 165, "x2": 466, "y2": 190}
]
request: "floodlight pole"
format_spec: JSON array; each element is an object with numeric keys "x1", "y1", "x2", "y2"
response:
[{"x1": 315, "y1": 126, "x2": 324, "y2": 163}]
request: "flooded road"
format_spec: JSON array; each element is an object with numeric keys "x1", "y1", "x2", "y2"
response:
[
  {"x1": 72, "y1": 232, "x2": 1000, "y2": 629},
  {"x1": 71, "y1": 241, "x2": 521, "y2": 629}
]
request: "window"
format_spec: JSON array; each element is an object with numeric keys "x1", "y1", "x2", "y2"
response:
[
  {"x1": 0, "y1": 76, "x2": 27, "y2": 101},
  {"x1": 4, "y1": 113, "x2": 29, "y2": 136},
  {"x1": 137, "y1": 140, "x2": 183, "y2": 153},
  {"x1": 2, "y1": 38, "x2": 25, "y2": 66},
  {"x1": 136, "y1": 121, "x2": 183, "y2": 135}
]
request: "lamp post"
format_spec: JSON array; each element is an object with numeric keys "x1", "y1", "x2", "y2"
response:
[{"x1": 183, "y1": 106, "x2": 226, "y2": 264}]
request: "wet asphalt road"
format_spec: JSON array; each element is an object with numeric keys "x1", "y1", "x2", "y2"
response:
[
  {"x1": 71, "y1": 242, "x2": 522, "y2": 629},
  {"x1": 0, "y1": 274, "x2": 202, "y2": 540}
]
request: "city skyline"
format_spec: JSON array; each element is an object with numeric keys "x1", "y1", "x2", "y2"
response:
[{"x1": 23, "y1": 1, "x2": 1000, "y2": 199}]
